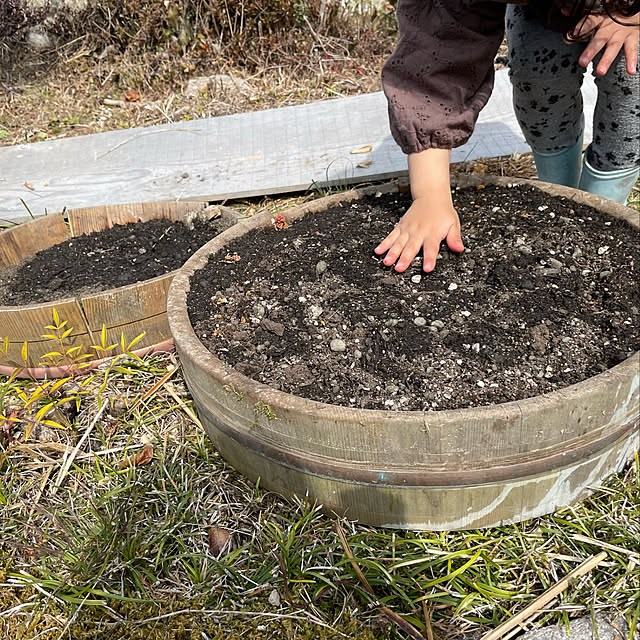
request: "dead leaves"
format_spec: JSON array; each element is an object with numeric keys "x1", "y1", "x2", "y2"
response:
[
  {"x1": 118, "y1": 443, "x2": 154, "y2": 469},
  {"x1": 208, "y1": 526, "x2": 231, "y2": 556}
]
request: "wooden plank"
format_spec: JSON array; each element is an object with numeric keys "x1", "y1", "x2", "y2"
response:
[
  {"x1": 67, "y1": 201, "x2": 208, "y2": 236},
  {"x1": 0, "y1": 214, "x2": 70, "y2": 269},
  {"x1": 1, "y1": 70, "x2": 601, "y2": 223},
  {"x1": 0, "y1": 299, "x2": 92, "y2": 367},
  {"x1": 0, "y1": 299, "x2": 89, "y2": 341},
  {"x1": 98, "y1": 315, "x2": 170, "y2": 352},
  {"x1": 1, "y1": 332, "x2": 92, "y2": 368},
  {"x1": 79, "y1": 275, "x2": 173, "y2": 330}
]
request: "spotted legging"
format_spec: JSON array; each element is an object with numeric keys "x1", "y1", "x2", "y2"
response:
[{"x1": 506, "y1": 4, "x2": 640, "y2": 172}]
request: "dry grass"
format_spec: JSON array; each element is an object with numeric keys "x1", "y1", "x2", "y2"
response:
[{"x1": 0, "y1": 0, "x2": 394, "y2": 147}]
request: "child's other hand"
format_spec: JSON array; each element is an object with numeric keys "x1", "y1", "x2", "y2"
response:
[
  {"x1": 374, "y1": 196, "x2": 464, "y2": 273},
  {"x1": 565, "y1": 11, "x2": 639, "y2": 75}
]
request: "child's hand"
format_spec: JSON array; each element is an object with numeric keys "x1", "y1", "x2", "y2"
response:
[
  {"x1": 374, "y1": 196, "x2": 464, "y2": 273},
  {"x1": 565, "y1": 11, "x2": 639, "y2": 75}
]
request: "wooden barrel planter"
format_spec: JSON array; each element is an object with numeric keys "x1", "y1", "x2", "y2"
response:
[
  {"x1": 167, "y1": 176, "x2": 639, "y2": 530},
  {"x1": 0, "y1": 201, "x2": 240, "y2": 377}
]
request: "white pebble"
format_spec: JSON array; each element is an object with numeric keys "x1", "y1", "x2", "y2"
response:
[
  {"x1": 330, "y1": 339, "x2": 346, "y2": 352},
  {"x1": 598, "y1": 246, "x2": 609, "y2": 255},
  {"x1": 477, "y1": 380, "x2": 485, "y2": 388},
  {"x1": 448, "y1": 283, "x2": 458, "y2": 291},
  {"x1": 411, "y1": 274, "x2": 422, "y2": 284},
  {"x1": 414, "y1": 317, "x2": 427, "y2": 326}
]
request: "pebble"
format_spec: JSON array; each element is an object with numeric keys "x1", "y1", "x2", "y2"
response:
[
  {"x1": 330, "y1": 339, "x2": 346, "y2": 352},
  {"x1": 354, "y1": 349, "x2": 362, "y2": 359},
  {"x1": 598, "y1": 246, "x2": 609, "y2": 255},
  {"x1": 411, "y1": 274, "x2": 422, "y2": 284},
  {"x1": 268, "y1": 589, "x2": 281, "y2": 607},
  {"x1": 599, "y1": 270, "x2": 612, "y2": 280},
  {"x1": 572, "y1": 247, "x2": 583, "y2": 259},
  {"x1": 414, "y1": 317, "x2": 427, "y2": 326},
  {"x1": 309, "y1": 305, "x2": 323, "y2": 319},
  {"x1": 477, "y1": 380, "x2": 485, "y2": 388},
  {"x1": 520, "y1": 279, "x2": 534, "y2": 290},
  {"x1": 430, "y1": 320, "x2": 445, "y2": 329},
  {"x1": 519, "y1": 245, "x2": 533, "y2": 255},
  {"x1": 316, "y1": 260, "x2": 328, "y2": 275},
  {"x1": 548, "y1": 258, "x2": 563, "y2": 269},
  {"x1": 542, "y1": 268, "x2": 561, "y2": 276},
  {"x1": 448, "y1": 282, "x2": 458, "y2": 291}
]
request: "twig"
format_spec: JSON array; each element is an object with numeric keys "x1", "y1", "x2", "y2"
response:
[
  {"x1": 95, "y1": 129, "x2": 200, "y2": 160},
  {"x1": 480, "y1": 552, "x2": 608, "y2": 640},
  {"x1": 335, "y1": 520, "x2": 425, "y2": 640},
  {"x1": 165, "y1": 383, "x2": 202, "y2": 428},
  {"x1": 128, "y1": 365, "x2": 179, "y2": 414},
  {"x1": 130, "y1": 608, "x2": 340, "y2": 633},
  {"x1": 50, "y1": 401, "x2": 108, "y2": 495},
  {"x1": 572, "y1": 533, "x2": 640, "y2": 560},
  {"x1": 422, "y1": 600, "x2": 435, "y2": 640}
]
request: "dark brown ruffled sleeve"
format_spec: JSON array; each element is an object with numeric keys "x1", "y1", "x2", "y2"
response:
[{"x1": 382, "y1": 0, "x2": 507, "y2": 155}]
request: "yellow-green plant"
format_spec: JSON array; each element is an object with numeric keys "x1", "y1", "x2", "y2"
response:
[{"x1": 0, "y1": 308, "x2": 147, "y2": 442}]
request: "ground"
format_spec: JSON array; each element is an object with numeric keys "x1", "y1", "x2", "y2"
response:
[{"x1": 0, "y1": 5, "x2": 639, "y2": 640}]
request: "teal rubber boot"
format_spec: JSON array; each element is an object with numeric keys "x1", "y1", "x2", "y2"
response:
[
  {"x1": 532, "y1": 132, "x2": 584, "y2": 189},
  {"x1": 578, "y1": 149, "x2": 640, "y2": 205}
]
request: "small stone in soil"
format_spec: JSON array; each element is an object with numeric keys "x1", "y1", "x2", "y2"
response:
[{"x1": 330, "y1": 339, "x2": 346, "y2": 352}]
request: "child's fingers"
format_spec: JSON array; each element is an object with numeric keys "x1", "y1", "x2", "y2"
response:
[
  {"x1": 395, "y1": 238, "x2": 423, "y2": 273},
  {"x1": 422, "y1": 236, "x2": 442, "y2": 273},
  {"x1": 374, "y1": 227, "x2": 400, "y2": 255},
  {"x1": 623, "y1": 35, "x2": 638, "y2": 74},
  {"x1": 445, "y1": 224, "x2": 465, "y2": 254},
  {"x1": 594, "y1": 38, "x2": 624, "y2": 75},
  {"x1": 381, "y1": 233, "x2": 408, "y2": 268}
]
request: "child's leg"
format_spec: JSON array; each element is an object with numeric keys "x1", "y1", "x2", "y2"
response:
[
  {"x1": 578, "y1": 49, "x2": 640, "y2": 204},
  {"x1": 506, "y1": 5, "x2": 586, "y2": 152}
]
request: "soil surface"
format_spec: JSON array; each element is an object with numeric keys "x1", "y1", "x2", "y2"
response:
[
  {"x1": 188, "y1": 184, "x2": 639, "y2": 411},
  {"x1": 0, "y1": 215, "x2": 228, "y2": 304}
]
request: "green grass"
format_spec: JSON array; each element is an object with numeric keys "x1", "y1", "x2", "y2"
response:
[{"x1": 1, "y1": 348, "x2": 638, "y2": 640}]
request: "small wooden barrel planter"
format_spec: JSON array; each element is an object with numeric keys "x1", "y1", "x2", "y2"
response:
[
  {"x1": 0, "y1": 201, "x2": 239, "y2": 377},
  {"x1": 168, "y1": 176, "x2": 640, "y2": 530}
]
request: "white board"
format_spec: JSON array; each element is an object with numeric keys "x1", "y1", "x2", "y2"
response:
[{"x1": 0, "y1": 69, "x2": 597, "y2": 224}]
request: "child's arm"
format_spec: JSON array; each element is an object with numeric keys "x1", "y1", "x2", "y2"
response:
[
  {"x1": 374, "y1": 149, "x2": 463, "y2": 273},
  {"x1": 379, "y1": 0, "x2": 505, "y2": 272}
]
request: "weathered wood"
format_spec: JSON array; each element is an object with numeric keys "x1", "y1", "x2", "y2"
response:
[
  {"x1": 0, "y1": 71, "x2": 601, "y2": 224},
  {"x1": 68, "y1": 201, "x2": 208, "y2": 236},
  {"x1": 80, "y1": 275, "x2": 173, "y2": 330},
  {"x1": 168, "y1": 176, "x2": 640, "y2": 530},
  {"x1": 0, "y1": 214, "x2": 70, "y2": 269},
  {"x1": 0, "y1": 299, "x2": 92, "y2": 367}
]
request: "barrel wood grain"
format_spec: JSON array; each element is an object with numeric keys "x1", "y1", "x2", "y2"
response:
[
  {"x1": 0, "y1": 214, "x2": 70, "y2": 269},
  {"x1": 67, "y1": 201, "x2": 209, "y2": 236}
]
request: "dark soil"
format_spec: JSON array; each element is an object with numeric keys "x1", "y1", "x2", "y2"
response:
[
  {"x1": 0, "y1": 216, "x2": 228, "y2": 305},
  {"x1": 187, "y1": 184, "x2": 639, "y2": 411}
]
